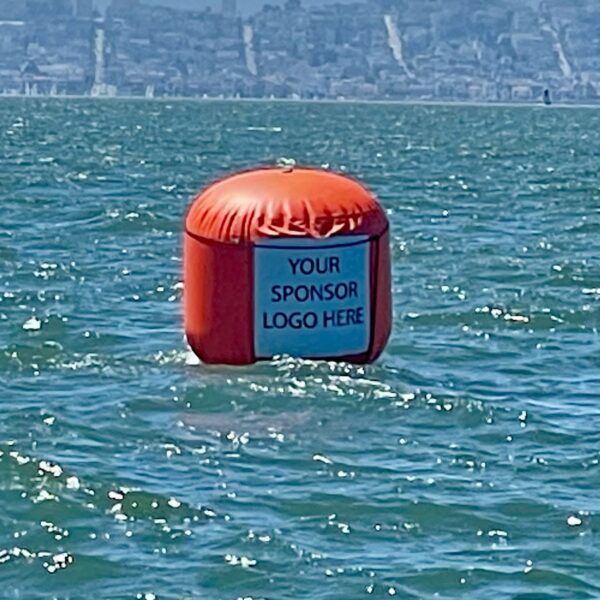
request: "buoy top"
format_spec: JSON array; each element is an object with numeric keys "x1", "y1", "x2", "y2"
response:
[{"x1": 185, "y1": 167, "x2": 387, "y2": 243}]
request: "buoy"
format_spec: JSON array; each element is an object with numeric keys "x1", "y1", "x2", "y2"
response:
[{"x1": 184, "y1": 167, "x2": 391, "y2": 365}]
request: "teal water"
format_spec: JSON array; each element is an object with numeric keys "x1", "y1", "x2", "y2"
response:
[{"x1": 1, "y1": 98, "x2": 599, "y2": 599}]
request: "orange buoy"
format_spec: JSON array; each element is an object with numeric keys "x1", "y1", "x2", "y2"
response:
[{"x1": 184, "y1": 167, "x2": 391, "y2": 365}]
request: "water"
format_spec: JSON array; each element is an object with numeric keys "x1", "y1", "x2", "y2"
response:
[{"x1": 1, "y1": 98, "x2": 599, "y2": 599}]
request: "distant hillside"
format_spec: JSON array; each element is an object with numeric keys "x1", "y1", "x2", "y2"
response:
[{"x1": 2, "y1": 0, "x2": 600, "y2": 103}]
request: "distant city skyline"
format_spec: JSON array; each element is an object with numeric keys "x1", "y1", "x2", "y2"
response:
[{"x1": 1, "y1": 0, "x2": 597, "y2": 103}]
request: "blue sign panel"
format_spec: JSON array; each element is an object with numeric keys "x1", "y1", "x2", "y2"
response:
[{"x1": 254, "y1": 236, "x2": 371, "y2": 358}]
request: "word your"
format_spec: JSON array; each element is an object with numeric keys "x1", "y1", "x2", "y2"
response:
[{"x1": 288, "y1": 257, "x2": 340, "y2": 276}]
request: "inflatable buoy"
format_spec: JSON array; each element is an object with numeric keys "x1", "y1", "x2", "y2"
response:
[{"x1": 184, "y1": 167, "x2": 391, "y2": 365}]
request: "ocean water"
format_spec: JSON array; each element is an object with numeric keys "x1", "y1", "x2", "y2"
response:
[{"x1": 1, "y1": 98, "x2": 599, "y2": 599}]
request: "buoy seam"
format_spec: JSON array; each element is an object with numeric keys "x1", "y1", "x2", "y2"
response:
[
  {"x1": 187, "y1": 206, "x2": 386, "y2": 241},
  {"x1": 184, "y1": 222, "x2": 389, "y2": 247}
]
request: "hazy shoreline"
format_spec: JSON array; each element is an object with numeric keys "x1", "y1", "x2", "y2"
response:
[{"x1": 2, "y1": 93, "x2": 600, "y2": 110}]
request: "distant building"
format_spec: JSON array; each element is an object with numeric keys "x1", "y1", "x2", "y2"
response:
[
  {"x1": 109, "y1": 0, "x2": 140, "y2": 17},
  {"x1": 25, "y1": 0, "x2": 72, "y2": 16},
  {"x1": 222, "y1": 0, "x2": 237, "y2": 17},
  {"x1": 75, "y1": 0, "x2": 93, "y2": 18},
  {"x1": 0, "y1": 0, "x2": 26, "y2": 19}
]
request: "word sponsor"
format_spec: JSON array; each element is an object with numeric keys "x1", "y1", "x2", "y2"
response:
[{"x1": 254, "y1": 237, "x2": 370, "y2": 358}]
